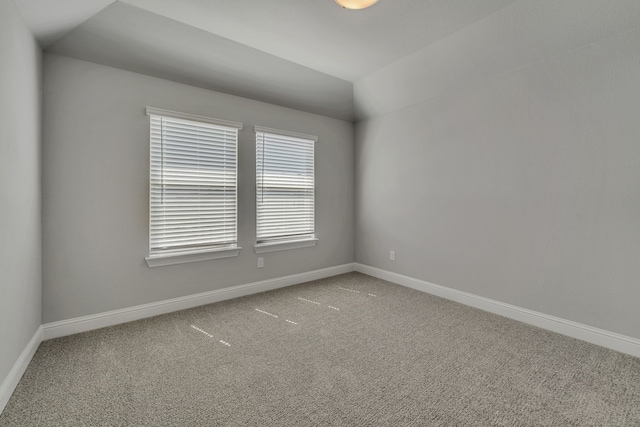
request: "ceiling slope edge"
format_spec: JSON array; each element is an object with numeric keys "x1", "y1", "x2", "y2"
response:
[
  {"x1": 46, "y1": 2, "x2": 355, "y2": 121},
  {"x1": 354, "y1": 0, "x2": 640, "y2": 121},
  {"x1": 14, "y1": 0, "x2": 117, "y2": 47}
]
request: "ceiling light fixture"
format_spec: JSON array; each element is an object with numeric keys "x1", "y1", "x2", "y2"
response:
[{"x1": 335, "y1": 0, "x2": 379, "y2": 10}]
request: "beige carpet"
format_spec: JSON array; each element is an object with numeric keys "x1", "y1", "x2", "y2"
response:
[{"x1": 1, "y1": 272, "x2": 639, "y2": 426}]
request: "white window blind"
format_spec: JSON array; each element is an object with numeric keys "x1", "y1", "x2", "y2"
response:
[
  {"x1": 148, "y1": 108, "x2": 242, "y2": 255},
  {"x1": 256, "y1": 126, "x2": 317, "y2": 243}
]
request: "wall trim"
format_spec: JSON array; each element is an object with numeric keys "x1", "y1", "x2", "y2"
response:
[
  {"x1": 145, "y1": 246, "x2": 242, "y2": 268},
  {"x1": 0, "y1": 326, "x2": 42, "y2": 415},
  {"x1": 145, "y1": 107, "x2": 243, "y2": 130},
  {"x1": 354, "y1": 263, "x2": 640, "y2": 358},
  {"x1": 254, "y1": 238, "x2": 318, "y2": 254},
  {"x1": 43, "y1": 263, "x2": 355, "y2": 340}
]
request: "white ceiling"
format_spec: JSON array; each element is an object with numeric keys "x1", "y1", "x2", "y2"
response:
[
  {"x1": 119, "y1": 0, "x2": 516, "y2": 81},
  {"x1": 13, "y1": 0, "x2": 116, "y2": 46},
  {"x1": 46, "y1": 2, "x2": 355, "y2": 120},
  {"x1": 13, "y1": 0, "x2": 519, "y2": 120}
]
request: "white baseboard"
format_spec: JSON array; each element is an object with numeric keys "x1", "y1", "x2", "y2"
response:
[
  {"x1": 43, "y1": 263, "x2": 355, "y2": 340},
  {"x1": 355, "y1": 263, "x2": 640, "y2": 358},
  {"x1": 0, "y1": 326, "x2": 42, "y2": 415}
]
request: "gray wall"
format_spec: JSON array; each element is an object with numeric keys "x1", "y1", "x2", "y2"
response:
[
  {"x1": 42, "y1": 54, "x2": 354, "y2": 323},
  {"x1": 47, "y1": 2, "x2": 355, "y2": 122},
  {"x1": 0, "y1": 0, "x2": 42, "y2": 383},
  {"x1": 355, "y1": 0, "x2": 640, "y2": 339}
]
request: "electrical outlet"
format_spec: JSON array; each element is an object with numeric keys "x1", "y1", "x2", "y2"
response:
[
  {"x1": 257, "y1": 257, "x2": 264, "y2": 268},
  {"x1": 390, "y1": 251, "x2": 395, "y2": 261}
]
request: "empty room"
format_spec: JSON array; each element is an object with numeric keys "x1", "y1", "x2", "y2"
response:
[{"x1": 1, "y1": 0, "x2": 639, "y2": 425}]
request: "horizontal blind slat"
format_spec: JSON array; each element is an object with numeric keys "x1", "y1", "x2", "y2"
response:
[
  {"x1": 256, "y1": 130, "x2": 315, "y2": 243},
  {"x1": 150, "y1": 113, "x2": 238, "y2": 254}
]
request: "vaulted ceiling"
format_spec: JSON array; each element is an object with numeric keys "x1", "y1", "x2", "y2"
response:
[{"x1": 14, "y1": 0, "x2": 521, "y2": 120}]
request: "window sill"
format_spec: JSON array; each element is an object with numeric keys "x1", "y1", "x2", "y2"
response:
[
  {"x1": 253, "y1": 238, "x2": 318, "y2": 254},
  {"x1": 145, "y1": 246, "x2": 241, "y2": 267}
]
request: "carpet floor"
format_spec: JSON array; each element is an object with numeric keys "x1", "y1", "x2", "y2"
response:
[{"x1": 1, "y1": 272, "x2": 639, "y2": 426}]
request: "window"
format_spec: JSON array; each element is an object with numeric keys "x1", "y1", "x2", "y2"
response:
[
  {"x1": 255, "y1": 126, "x2": 318, "y2": 253},
  {"x1": 145, "y1": 108, "x2": 242, "y2": 267}
]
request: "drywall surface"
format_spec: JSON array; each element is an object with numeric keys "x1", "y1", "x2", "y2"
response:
[
  {"x1": 355, "y1": 3, "x2": 640, "y2": 339},
  {"x1": 0, "y1": 0, "x2": 42, "y2": 384},
  {"x1": 355, "y1": 0, "x2": 640, "y2": 119},
  {"x1": 47, "y1": 2, "x2": 355, "y2": 121},
  {"x1": 42, "y1": 54, "x2": 354, "y2": 323}
]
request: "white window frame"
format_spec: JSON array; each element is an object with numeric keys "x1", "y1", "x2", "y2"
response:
[
  {"x1": 145, "y1": 107, "x2": 243, "y2": 267},
  {"x1": 254, "y1": 126, "x2": 318, "y2": 254}
]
